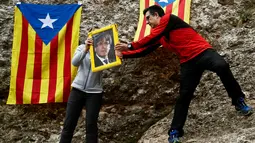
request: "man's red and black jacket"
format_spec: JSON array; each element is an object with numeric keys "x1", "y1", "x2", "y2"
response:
[{"x1": 122, "y1": 13, "x2": 212, "y2": 63}]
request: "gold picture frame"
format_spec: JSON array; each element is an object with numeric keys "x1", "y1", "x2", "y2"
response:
[{"x1": 88, "y1": 24, "x2": 121, "y2": 72}]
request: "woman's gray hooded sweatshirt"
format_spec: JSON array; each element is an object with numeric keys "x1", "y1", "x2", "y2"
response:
[{"x1": 71, "y1": 44, "x2": 103, "y2": 93}]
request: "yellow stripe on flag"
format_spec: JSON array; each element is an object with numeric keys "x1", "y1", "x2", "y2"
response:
[
  {"x1": 184, "y1": 0, "x2": 191, "y2": 23},
  {"x1": 71, "y1": 7, "x2": 81, "y2": 80},
  {"x1": 172, "y1": 0, "x2": 180, "y2": 16},
  {"x1": 39, "y1": 43, "x2": 50, "y2": 103},
  {"x1": 7, "y1": 7, "x2": 22, "y2": 104},
  {"x1": 163, "y1": 5, "x2": 167, "y2": 12},
  {"x1": 144, "y1": 0, "x2": 155, "y2": 37},
  {"x1": 22, "y1": 24, "x2": 35, "y2": 104},
  {"x1": 56, "y1": 24, "x2": 66, "y2": 103},
  {"x1": 134, "y1": 0, "x2": 145, "y2": 41}
]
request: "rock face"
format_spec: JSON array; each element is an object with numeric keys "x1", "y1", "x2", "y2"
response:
[{"x1": 0, "y1": 0, "x2": 255, "y2": 143}]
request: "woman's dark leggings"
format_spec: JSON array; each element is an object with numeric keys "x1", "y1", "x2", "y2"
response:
[
  {"x1": 169, "y1": 49, "x2": 245, "y2": 136},
  {"x1": 60, "y1": 88, "x2": 103, "y2": 143}
]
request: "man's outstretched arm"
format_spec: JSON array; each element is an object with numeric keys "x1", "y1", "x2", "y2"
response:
[{"x1": 115, "y1": 42, "x2": 161, "y2": 59}]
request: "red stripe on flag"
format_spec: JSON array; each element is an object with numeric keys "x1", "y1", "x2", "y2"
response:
[
  {"x1": 138, "y1": 0, "x2": 150, "y2": 40},
  {"x1": 16, "y1": 16, "x2": 29, "y2": 104},
  {"x1": 31, "y1": 34, "x2": 43, "y2": 104},
  {"x1": 48, "y1": 35, "x2": 58, "y2": 103},
  {"x1": 63, "y1": 17, "x2": 74, "y2": 102},
  {"x1": 166, "y1": 3, "x2": 173, "y2": 14},
  {"x1": 178, "y1": 0, "x2": 185, "y2": 20}
]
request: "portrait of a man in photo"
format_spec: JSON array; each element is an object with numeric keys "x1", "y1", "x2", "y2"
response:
[{"x1": 93, "y1": 30, "x2": 116, "y2": 67}]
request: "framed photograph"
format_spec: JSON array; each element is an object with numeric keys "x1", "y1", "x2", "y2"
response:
[{"x1": 88, "y1": 24, "x2": 122, "y2": 72}]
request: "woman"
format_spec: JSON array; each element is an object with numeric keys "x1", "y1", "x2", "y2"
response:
[{"x1": 60, "y1": 38, "x2": 103, "y2": 143}]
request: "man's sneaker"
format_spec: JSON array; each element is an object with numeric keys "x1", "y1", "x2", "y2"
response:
[
  {"x1": 168, "y1": 130, "x2": 181, "y2": 143},
  {"x1": 235, "y1": 97, "x2": 253, "y2": 116}
]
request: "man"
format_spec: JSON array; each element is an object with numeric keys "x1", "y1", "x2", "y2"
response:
[
  {"x1": 94, "y1": 32, "x2": 115, "y2": 67},
  {"x1": 115, "y1": 5, "x2": 253, "y2": 143}
]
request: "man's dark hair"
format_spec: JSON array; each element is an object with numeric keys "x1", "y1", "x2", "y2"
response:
[
  {"x1": 143, "y1": 5, "x2": 165, "y2": 17},
  {"x1": 93, "y1": 30, "x2": 112, "y2": 46}
]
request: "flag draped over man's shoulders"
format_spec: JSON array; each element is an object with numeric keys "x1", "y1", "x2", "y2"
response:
[
  {"x1": 8, "y1": 3, "x2": 82, "y2": 104},
  {"x1": 134, "y1": 0, "x2": 192, "y2": 41}
]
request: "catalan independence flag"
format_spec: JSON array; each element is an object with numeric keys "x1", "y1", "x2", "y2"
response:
[
  {"x1": 134, "y1": 0, "x2": 192, "y2": 41},
  {"x1": 7, "y1": 3, "x2": 82, "y2": 104}
]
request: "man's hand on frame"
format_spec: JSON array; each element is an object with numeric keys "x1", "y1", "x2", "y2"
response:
[{"x1": 115, "y1": 43, "x2": 129, "y2": 51}]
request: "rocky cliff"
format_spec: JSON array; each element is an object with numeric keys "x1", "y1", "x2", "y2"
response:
[{"x1": 0, "y1": 0, "x2": 255, "y2": 143}]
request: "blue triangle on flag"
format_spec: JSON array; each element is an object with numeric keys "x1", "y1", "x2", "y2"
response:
[
  {"x1": 154, "y1": 0, "x2": 176, "y2": 8},
  {"x1": 17, "y1": 3, "x2": 81, "y2": 45}
]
